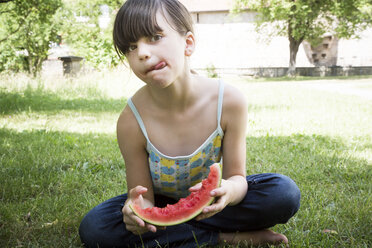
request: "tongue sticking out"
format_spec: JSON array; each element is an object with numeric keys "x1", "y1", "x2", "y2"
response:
[{"x1": 154, "y1": 61, "x2": 166, "y2": 70}]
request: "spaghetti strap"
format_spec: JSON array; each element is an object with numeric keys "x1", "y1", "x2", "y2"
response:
[
  {"x1": 127, "y1": 98, "x2": 149, "y2": 140},
  {"x1": 217, "y1": 80, "x2": 224, "y2": 126}
]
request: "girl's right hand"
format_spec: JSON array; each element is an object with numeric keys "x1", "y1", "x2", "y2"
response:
[{"x1": 122, "y1": 186, "x2": 158, "y2": 235}]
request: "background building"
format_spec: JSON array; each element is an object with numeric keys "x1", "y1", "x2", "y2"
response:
[{"x1": 179, "y1": 0, "x2": 372, "y2": 75}]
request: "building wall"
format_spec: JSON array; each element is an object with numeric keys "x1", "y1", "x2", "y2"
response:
[
  {"x1": 337, "y1": 29, "x2": 372, "y2": 67},
  {"x1": 189, "y1": 11, "x2": 372, "y2": 71},
  {"x1": 302, "y1": 36, "x2": 339, "y2": 67}
]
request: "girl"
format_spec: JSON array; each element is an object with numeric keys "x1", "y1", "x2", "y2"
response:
[{"x1": 79, "y1": 0, "x2": 300, "y2": 247}]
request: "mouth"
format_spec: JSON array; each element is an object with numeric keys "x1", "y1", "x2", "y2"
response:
[{"x1": 147, "y1": 61, "x2": 167, "y2": 73}]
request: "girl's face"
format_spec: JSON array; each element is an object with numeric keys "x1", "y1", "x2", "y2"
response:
[{"x1": 125, "y1": 12, "x2": 193, "y2": 88}]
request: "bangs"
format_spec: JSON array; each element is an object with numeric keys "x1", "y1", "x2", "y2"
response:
[
  {"x1": 113, "y1": 0, "x2": 163, "y2": 56},
  {"x1": 113, "y1": 0, "x2": 194, "y2": 58}
]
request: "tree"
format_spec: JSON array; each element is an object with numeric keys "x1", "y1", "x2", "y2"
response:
[
  {"x1": 0, "y1": 0, "x2": 123, "y2": 75},
  {"x1": 233, "y1": 0, "x2": 372, "y2": 76},
  {"x1": 0, "y1": 0, "x2": 62, "y2": 75},
  {"x1": 60, "y1": 0, "x2": 123, "y2": 69}
]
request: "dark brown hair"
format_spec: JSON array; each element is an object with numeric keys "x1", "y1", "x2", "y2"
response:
[{"x1": 113, "y1": 0, "x2": 194, "y2": 58}]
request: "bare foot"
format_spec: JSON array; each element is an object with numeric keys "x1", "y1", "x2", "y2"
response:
[{"x1": 219, "y1": 229, "x2": 288, "y2": 247}]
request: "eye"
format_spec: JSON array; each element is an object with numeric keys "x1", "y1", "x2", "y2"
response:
[
  {"x1": 128, "y1": 44, "x2": 137, "y2": 52},
  {"x1": 150, "y1": 34, "x2": 163, "y2": 42}
]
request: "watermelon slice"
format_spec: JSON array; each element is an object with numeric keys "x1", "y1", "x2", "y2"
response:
[{"x1": 130, "y1": 163, "x2": 222, "y2": 226}]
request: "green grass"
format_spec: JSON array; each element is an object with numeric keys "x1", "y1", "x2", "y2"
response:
[{"x1": 1, "y1": 71, "x2": 371, "y2": 247}]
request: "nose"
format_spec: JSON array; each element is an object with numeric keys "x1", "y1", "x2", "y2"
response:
[{"x1": 137, "y1": 41, "x2": 151, "y2": 60}]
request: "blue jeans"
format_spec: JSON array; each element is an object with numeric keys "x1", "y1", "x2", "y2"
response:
[{"x1": 79, "y1": 173, "x2": 300, "y2": 248}]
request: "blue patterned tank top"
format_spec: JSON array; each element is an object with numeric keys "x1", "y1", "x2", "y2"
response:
[{"x1": 127, "y1": 81, "x2": 224, "y2": 199}]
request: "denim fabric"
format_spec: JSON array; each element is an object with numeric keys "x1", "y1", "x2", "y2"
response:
[{"x1": 79, "y1": 173, "x2": 300, "y2": 248}]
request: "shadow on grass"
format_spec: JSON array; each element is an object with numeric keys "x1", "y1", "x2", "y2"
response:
[
  {"x1": 0, "y1": 128, "x2": 370, "y2": 247},
  {"x1": 0, "y1": 87, "x2": 127, "y2": 115},
  {"x1": 1, "y1": 86, "x2": 289, "y2": 115}
]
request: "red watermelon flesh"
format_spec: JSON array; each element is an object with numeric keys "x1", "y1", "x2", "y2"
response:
[{"x1": 130, "y1": 163, "x2": 222, "y2": 226}]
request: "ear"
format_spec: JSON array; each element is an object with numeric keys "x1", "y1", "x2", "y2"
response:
[{"x1": 184, "y1": 31, "x2": 195, "y2": 56}]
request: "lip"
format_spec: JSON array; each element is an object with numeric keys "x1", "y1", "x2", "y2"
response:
[{"x1": 147, "y1": 61, "x2": 167, "y2": 73}]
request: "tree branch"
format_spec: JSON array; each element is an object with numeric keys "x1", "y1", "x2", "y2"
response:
[{"x1": 0, "y1": 0, "x2": 14, "y2": 3}]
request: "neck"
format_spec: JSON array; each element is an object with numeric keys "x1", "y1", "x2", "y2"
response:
[
  {"x1": 150, "y1": 72, "x2": 196, "y2": 111},
  {"x1": 147, "y1": 71, "x2": 198, "y2": 112}
]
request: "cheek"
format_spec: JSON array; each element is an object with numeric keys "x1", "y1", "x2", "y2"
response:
[
  {"x1": 127, "y1": 61, "x2": 145, "y2": 79},
  {"x1": 127, "y1": 59, "x2": 140, "y2": 73},
  {"x1": 167, "y1": 46, "x2": 187, "y2": 68},
  {"x1": 126, "y1": 55, "x2": 136, "y2": 67},
  {"x1": 163, "y1": 38, "x2": 186, "y2": 59}
]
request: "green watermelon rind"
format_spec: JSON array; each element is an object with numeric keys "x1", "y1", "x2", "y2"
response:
[{"x1": 129, "y1": 163, "x2": 222, "y2": 226}]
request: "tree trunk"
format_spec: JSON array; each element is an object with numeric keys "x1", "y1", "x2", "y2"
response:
[
  {"x1": 287, "y1": 36, "x2": 302, "y2": 77},
  {"x1": 28, "y1": 56, "x2": 33, "y2": 76},
  {"x1": 287, "y1": 7, "x2": 304, "y2": 77},
  {"x1": 35, "y1": 57, "x2": 43, "y2": 77}
]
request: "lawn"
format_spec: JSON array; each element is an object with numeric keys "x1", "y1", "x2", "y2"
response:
[{"x1": 0, "y1": 70, "x2": 371, "y2": 247}]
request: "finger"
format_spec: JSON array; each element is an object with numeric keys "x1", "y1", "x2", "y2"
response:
[
  {"x1": 210, "y1": 186, "x2": 227, "y2": 197},
  {"x1": 122, "y1": 205, "x2": 144, "y2": 225},
  {"x1": 204, "y1": 195, "x2": 228, "y2": 213},
  {"x1": 197, "y1": 202, "x2": 225, "y2": 220},
  {"x1": 128, "y1": 223, "x2": 159, "y2": 234},
  {"x1": 196, "y1": 211, "x2": 216, "y2": 221},
  {"x1": 198, "y1": 199, "x2": 228, "y2": 222},
  {"x1": 196, "y1": 207, "x2": 218, "y2": 220},
  {"x1": 145, "y1": 223, "x2": 157, "y2": 233},
  {"x1": 123, "y1": 204, "x2": 147, "y2": 226},
  {"x1": 122, "y1": 204, "x2": 134, "y2": 215},
  {"x1": 203, "y1": 188, "x2": 227, "y2": 213},
  {"x1": 129, "y1": 186, "x2": 148, "y2": 199},
  {"x1": 127, "y1": 224, "x2": 147, "y2": 235},
  {"x1": 189, "y1": 182, "x2": 202, "y2": 192},
  {"x1": 124, "y1": 213, "x2": 146, "y2": 228},
  {"x1": 133, "y1": 230, "x2": 147, "y2": 235},
  {"x1": 126, "y1": 223, "x2": 140, "y2": 232}
]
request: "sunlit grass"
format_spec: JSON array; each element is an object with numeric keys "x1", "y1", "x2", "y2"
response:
[
  {"x1": 0, "y1": 70, "x2": 371, "y2": 247},
  {"x1": 0, "y1": 67, "x2": 144, "y2": 134},
  {"x1": 238, "y1": 74, "x2": 372, "y2": 82}
]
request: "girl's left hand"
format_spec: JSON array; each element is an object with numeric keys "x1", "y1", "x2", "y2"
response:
[{"x1": 189, "y1": 179, "x2": 232, "y2": 221}]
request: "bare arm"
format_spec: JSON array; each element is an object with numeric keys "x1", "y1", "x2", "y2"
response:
[
  {"x1": 196, "y1": 83, "x2": 248, "y2": 220},
  {"x1": 220, "y1": 83, "x2": 248, "y2": 205},
  {"x1": 117, "y1": 105, "x2": 158, "y2": 234}
]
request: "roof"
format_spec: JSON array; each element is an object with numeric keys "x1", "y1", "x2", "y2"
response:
[{"x1": 178, "y1": 0, "x2": 235, "y2": 13}]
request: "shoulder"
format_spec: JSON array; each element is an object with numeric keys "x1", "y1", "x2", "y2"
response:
[
  {"x1": 195, "y1": 77, "x2": 247, "y2": 118},
  {"x1": 223, "y1": 82, "x2": 247, "y2": 115},
  {"x1": 219, "y1": 81, "x2": 247, "y2": 131},
  {"x1": 117, "y1": 104, "x2": 137, "y2": 137},
  {"x1": 117, "y1": 87, "x2": 148, "y2": 135},
  {"x1": 117, "y1": 96, "x2": 147, "y2": 149}
]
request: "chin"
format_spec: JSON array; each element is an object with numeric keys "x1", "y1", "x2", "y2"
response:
[
  {"x1": 155, "y1": 81, "x2": 173, "y2": 89},
  {"x1": 149, "y1": 76, "x2": 174, "y2": 88}
]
